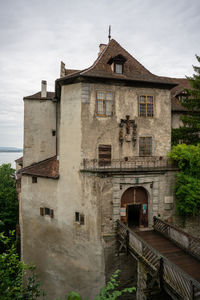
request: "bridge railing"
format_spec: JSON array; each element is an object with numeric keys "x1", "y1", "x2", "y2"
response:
[
  {"x1": 117, "y1": 220, "x2": 200, "y2": 300},
  {"x1": 153, "y1": 217, "x2": 200, "y2": 261},
  {"x1": 117, "y1": 220, "x2": 160, "y2": 271}
]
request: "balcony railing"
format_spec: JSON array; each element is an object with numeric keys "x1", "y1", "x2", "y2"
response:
[{"x1": 81, "y1": 156, "x2": 176, "y2": 171}]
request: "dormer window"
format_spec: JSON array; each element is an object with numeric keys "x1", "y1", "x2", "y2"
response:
[
  {"x1": 115, "y1": 63, "x2": 123, "y2": 74},
  {"x1": 108, "y1": 54, "x2": 126, "y2": 75}
]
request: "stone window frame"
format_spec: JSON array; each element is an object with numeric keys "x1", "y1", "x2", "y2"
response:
[
  {"x1": 138, "y1": 95, "x2": 154, "y2": 117},
  {"x1": 139, "y1": 136, "x2": 152, "y2": 156},
  {"x1": 96, "y1": 90, "x2": 114, "y2": 117}
]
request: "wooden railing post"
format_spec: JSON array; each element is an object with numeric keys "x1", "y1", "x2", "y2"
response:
[
  {"x1": 159, "y1": 257, "x2": 164, "y2": 289},
  {"x1": 190, "y1": 281, "x2": 194, "y2": 300},
  {"x1": 126, "y1": 229, "x2": 129, "y2": 255}
]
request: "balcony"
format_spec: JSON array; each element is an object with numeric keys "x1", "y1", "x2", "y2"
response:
[{"x1": 81, "y1": 156, "x2": 177, "y2": 174}]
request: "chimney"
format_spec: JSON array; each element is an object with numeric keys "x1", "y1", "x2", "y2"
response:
[
  {"x1": 60, "y1": 61, "x2": 65, "y2": 78},
  {"x1": 98, "y1": 44, "x2": 107, "y2": 56},
  {"x1": 41, "y1": 80, "x2": 47, "y2": 98}
]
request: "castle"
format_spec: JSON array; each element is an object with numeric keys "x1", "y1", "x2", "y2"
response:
[{"x1": 16, "y1": 39, "x2": 188, "y2": 299}]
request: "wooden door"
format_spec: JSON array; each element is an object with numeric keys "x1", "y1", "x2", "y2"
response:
[{"x1": 120, "y1": 187, "x2": 148, "y2": 227}]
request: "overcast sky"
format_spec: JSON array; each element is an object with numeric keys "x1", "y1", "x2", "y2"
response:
[{"x1": 0, "y1": 0, "x2": 199, "y2": 148}]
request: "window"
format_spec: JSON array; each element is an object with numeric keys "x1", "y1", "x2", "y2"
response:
[
  {"x1": 75, "y1": 212, "x2": 80, "y2": 222},
  {"x1": 40, "y1": 207, "x2": 54, "y2": 218},
  {"x1": 115, "y1": 63, "x2": 123, "y2": 74},
  {"x1": 52, "y1": 130, "x2": 56, "y2": 136},
  {"x1": 32, "y1": 176, "x2": 37, "y2": 183},
  {"x1": 98, "y1": 145, "x2": 111, "y2": 166},
  {"x1": 96, "y1": 91, "x2": 113, "y2": 116},
  {"x1": 139, "y1": 137, "x2": 152, "y2": 156},
  {"x1": 139, "y1": 96, "x2": 154, "y2": 117},
  {"x1": 75, "y1": 212, "x2": 85, "y2": 225}
]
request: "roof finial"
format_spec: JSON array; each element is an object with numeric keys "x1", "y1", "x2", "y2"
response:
[{"x1": 108, "y1": 25, "x2": 111, "y2": 42}]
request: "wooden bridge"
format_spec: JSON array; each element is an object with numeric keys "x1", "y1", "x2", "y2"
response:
[{"x1": 117, "y1": 217, "x2": 200, "y2": 300}]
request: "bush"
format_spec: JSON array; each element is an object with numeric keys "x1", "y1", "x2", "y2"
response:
[
  {"x1": 0, "y1": 231, "x2": 45, "y2": 300},
  {"x1": 168, "y1": 144, "x2": 200, "y2": 216},
  {"x1": 57, "y1": 270, "x2": 136, "y2": 300}
]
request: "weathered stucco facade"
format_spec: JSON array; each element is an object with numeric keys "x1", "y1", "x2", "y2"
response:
[{"x1": 19, "y1": 39, "x2": 180, "y2": 299}]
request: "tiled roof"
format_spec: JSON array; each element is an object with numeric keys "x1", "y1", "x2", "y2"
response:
[
  {"x1": 15, "y1": 156, "x2": 23, "y2": 166},
  {"x1": 17, "y1": 156, "x2": 59, "y2": 179},
  {"x1": 170, "y1": 78, "x2": 191, "y2": 97},
  {"x1": 170, "y1": 78, "x2": 192, "y2": 112},
  {"x1": 171, "y1": 97, "x2": 188, "y2": 112},
  {"x1": 59, "y1": 39, "x2": 176, "y2": 87},
  {"x1": 24, "y1": 91, "x2": 55, "y2": 100},
  {"x1": 65, "y1": 69, "x2": 80, "y2": 76}
]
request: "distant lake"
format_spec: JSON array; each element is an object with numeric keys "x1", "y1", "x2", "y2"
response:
[{"x1": 0, "y1": 152, "x2": 23, "y2": 169}]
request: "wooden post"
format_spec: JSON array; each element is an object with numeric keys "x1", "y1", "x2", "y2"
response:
[
  {"x1": 190, "y1": 281, "x2": 194, "y2": 300},
  {"x1": 126, "y1": 229, "x2": 129, "y2": 255},
  {"x1": 159, "y1": 257, "x2": 164, "y2": 289}
]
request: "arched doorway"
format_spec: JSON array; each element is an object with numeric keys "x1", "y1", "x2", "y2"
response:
[{"x1": 120, "y1": 187, "x2": 148, "y2": 228}]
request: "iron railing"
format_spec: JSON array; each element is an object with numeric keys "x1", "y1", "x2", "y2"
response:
[{"x1": 81, "y1": 157, "x2": 176, "y2": 171}]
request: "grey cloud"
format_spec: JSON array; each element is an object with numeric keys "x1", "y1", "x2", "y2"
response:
[{"x1": 0, "y1": 0, "x2": 199, "y2": 147}]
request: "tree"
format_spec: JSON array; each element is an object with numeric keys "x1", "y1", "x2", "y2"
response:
[
  {"x1": 172, "y1": 55, "x2": 200, "y2": 145},
  {"x1": 168, "y1": 144, "x2": 200, "y2": 217},
  {"x1": 0, "y1": 164, "x2": 18, "y2": 235}
]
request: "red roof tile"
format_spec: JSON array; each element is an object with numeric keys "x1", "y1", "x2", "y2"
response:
[
  {"x1": 170, "y1": 78, "x2": 191, "y2": 97},
  {"x1": 170, "y1": 78, "x2": 192, "y2": 112},
  {"x1": 18, "y1": 156, "x2": 59, "y2": 179},
  {"x1": 59, "y1": 39, "x2": 176, "y2": 87},
  {"x1": 15, "y1": 156, "x2": 23, "y2": 166}
]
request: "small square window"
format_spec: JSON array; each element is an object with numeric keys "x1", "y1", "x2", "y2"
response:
[
  {"x1": 52, "y1": 130, "x2": 56, "y2": 136},
  {"x1": 32, "y1": 177, "x2": 37, "y2": 183},
  {"x1": 40, "y1": 207, "x2": 54, "y2": 218},
  {"x1": 115, "y1": 64, "x2": 123, "y2": 74},
  {"x1": 75, "y1": 212, "x2": 84, "y2": 225},
  {"x1": 45, "y1": 207, "x2": 50, "y2": 215}
]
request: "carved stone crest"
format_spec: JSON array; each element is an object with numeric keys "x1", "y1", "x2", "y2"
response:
[{"x1": 119, "y1": 115, "x2": 137, "y2": 146}]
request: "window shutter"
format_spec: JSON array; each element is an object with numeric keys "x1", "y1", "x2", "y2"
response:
[
  {"x1": 80, "y1": 214, "x2": 85, "y2": 225},
  {"x1": 98, "y1": 145, "x2": 111, "y2": 166},
  {"x1": 50, "y1": 209, "x2": 54, "y2": 218},
  {"x1": 40, "y1": 207, "x2": 44, "y2": 216}
]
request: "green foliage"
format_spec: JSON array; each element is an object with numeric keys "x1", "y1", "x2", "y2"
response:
[
  {"x1": 172, "y1": 55, "x2": 200, "y2": 145},
  {"x1": 94, "y1": 270, "x2": 135, "y2": 300},
  {"x1": 0, "y1": 231, "x2": 45, "y2": 300},
  {"x1": 169, "y1": 144, "x2": 200, "y2": 216},
  {"x1": 0, "y1": 164, "x2": 18, "y2": 235},
  {"x1": 175, "y1": 173, "x2": 200, "y2": 216},
  {"x1": 57, "y1": 270, "x2": 136, "y2": 300}
]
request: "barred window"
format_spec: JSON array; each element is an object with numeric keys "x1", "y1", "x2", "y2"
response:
[
  {"x1": 139, "y1": 96, "x2": 154, "y2": 117},
  {"x1": 139, "y1": 137, "x2": 152, "y2": 156},
  {"x1": 96, "y1": 91, "x2": 113, "y2": 116}
]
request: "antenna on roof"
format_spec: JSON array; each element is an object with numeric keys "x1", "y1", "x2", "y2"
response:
[{"x1": 108, "y1": 25, "x2": 111, "y2": 42}]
